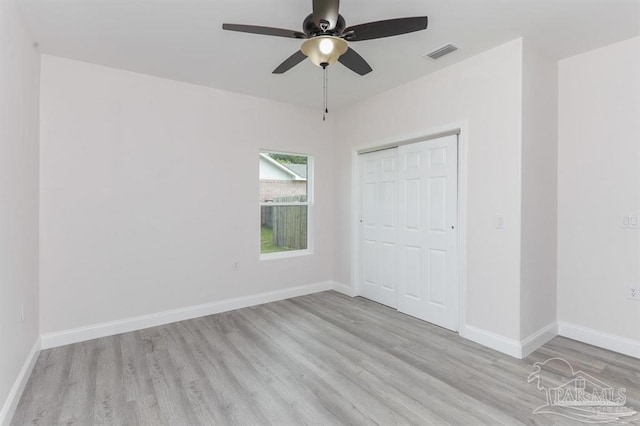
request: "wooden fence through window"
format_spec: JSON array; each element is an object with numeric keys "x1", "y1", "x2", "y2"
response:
[{"x1": 261, "y1": 195, "x2": 307, "y2": 250}]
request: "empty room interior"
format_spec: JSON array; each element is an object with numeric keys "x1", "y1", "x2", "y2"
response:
[{"x1": 2, "y1": 0, "x2": 640, "y2": 424}]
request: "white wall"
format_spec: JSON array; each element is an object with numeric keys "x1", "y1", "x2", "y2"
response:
[
  {"x1": 558, "y1": 37, "x2": 640, "y2": 343},
  {"x1": 333, "y1": 39, "x2": 524, "y2": 341},
  {"x1": 519, "y1": 40, "x2": 558, "y2": 340},
  {"x1": 39, "y1": 55, "x2": 333, "y2": 335},
  {"x1": 0, "y1": 0, "x2": 40, "y2": 420}
]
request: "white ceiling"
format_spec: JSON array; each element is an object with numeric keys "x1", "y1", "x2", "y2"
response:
[{"x1": 18, "y1": 0, "x2": 640, "y2": 108}]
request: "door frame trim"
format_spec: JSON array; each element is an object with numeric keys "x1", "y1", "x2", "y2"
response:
[{"x1": 350, "y1": 122, "x2": 468, "y2": 333}]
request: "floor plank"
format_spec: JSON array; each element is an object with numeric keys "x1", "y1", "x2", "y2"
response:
[{"x1": 11, "y1": 291, "x2": 640, "y2": 425}]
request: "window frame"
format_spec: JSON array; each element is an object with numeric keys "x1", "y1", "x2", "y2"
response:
[{"x1": 259, "y1": 149, "x2": 314, "y2": 260}]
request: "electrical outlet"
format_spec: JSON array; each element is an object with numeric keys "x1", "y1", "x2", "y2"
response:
[
  {"x1": 629, "y1": 287, "x2": 640, "y2": 301},
  {"x1": 233, "y1": 262, "x2": 239, "y2": 271}
]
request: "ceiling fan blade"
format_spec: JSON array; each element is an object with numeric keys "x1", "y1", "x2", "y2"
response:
[
  {"x1": 222, "y1": 23, "x2": 306, "y2": 39},
  {"x1": 338, "y1": 47, "x2": 372, "y2": 76},
  {"x1": 344, "y1": 17, "x2": 428, "y2": 41},
  {"x1": 313, "y1": 0, "x2": 340, "y2": 30},
  {"x1": 273, "y1": 50, "x2": 307, "y2": 74}
]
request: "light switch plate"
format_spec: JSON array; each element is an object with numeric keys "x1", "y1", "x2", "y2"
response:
[{"x1": 622, "y1": 215, "x2": 640, "y2": 229}]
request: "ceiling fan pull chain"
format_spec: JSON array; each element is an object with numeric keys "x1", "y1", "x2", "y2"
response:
[{"x1": 322, "y1": 63, "x2": 328, "y2": 121}]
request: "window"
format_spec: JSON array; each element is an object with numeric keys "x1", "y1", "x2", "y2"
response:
[{"x1": 259, "y1": 151, "x2": 312, "y2": 257}]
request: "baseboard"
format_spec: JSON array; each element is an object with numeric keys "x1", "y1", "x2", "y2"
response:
[
  {"x1": 520, "y1": 322, "x2": 558, "y2": 358},
  {"x1": 332, "y1": 281, "x2": 355, "y2": 297},
  {"x1": 460, "y1": 325, "x2": 523, "y2": 358},
  {"x1": 41, "y1": 281, "x2": 334, "y2": 349},
  {"x1": 0, "y1": 337, "x2": 41, "y2": 426},
  {"x1": 558, "y1": 321, "x2": 640, "y2": 359},
  {"x1": 461, "y1": 322, "x2": 559, "y2": 359}
]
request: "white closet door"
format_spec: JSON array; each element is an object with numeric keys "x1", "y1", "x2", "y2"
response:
[
  {"x1": 397, "y1": 135, "x2": 458, "y2": 331},
  {"x1": 359, "y1": 148, "x2": 398, "y2": 308}
]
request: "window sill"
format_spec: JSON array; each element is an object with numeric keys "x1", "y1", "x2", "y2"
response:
[{"x1": 260, "y1": 249, "x2": 313, "y2": 261}]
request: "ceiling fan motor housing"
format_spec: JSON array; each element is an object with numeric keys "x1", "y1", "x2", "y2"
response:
[{"x1": 303, "y1": 14, "x2": 346, "y2": 37}]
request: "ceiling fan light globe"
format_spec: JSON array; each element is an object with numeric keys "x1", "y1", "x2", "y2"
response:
[
  {"x1": 319, "y1": 38, "x2": 334, "y2": 54},
  {"x1": 301, "y1": 36, "x2": 348, "y2": 67}
]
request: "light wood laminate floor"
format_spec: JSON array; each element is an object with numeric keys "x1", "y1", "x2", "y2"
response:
[{"x1": 12, "y1": 291, "x2": 640, "y2": 425}]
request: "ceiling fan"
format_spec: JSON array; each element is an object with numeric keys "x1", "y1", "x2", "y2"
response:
[{"x1": 222, "y1": 0, "x2": 428, "y2": 76}]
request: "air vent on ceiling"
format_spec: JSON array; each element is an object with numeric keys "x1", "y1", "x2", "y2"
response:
[{"x1": 425, "y1": 43, "x2": 459, "y2": 60}]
